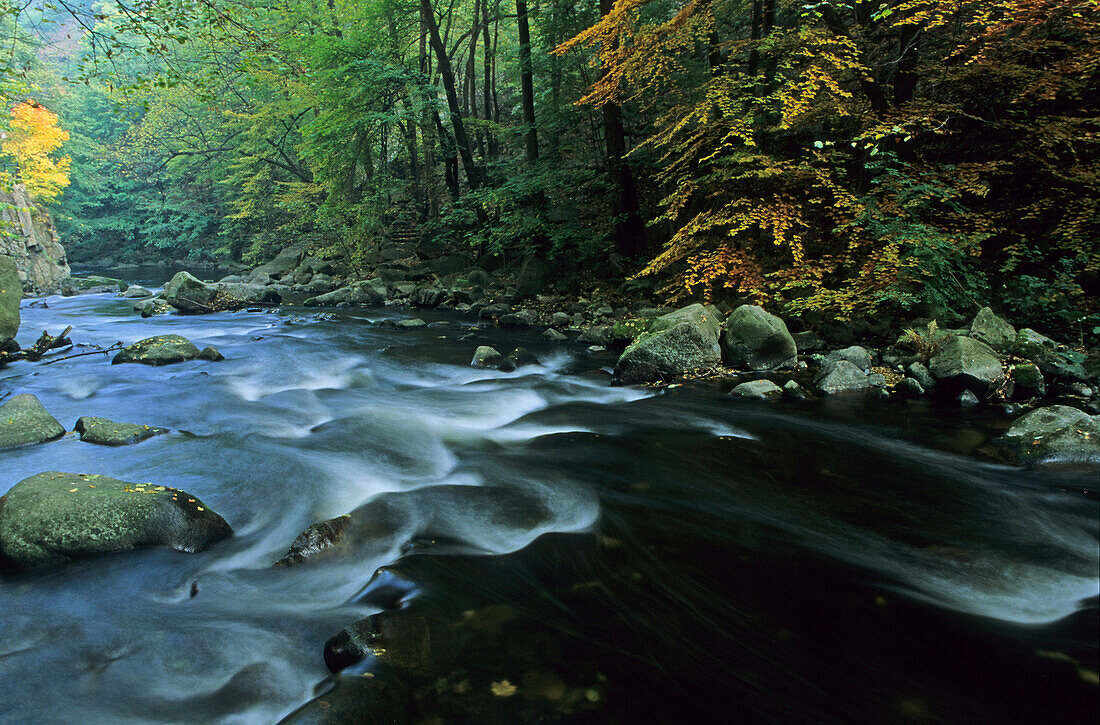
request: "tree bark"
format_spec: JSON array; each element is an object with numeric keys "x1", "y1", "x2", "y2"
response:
[
  {"x1": 598, "y1": 0, "x2": 645, "y2": 258},
  {"x1": 421, "y1": 0, "x2": 486, "y2": 190},
  {"x1": 516, "y1": 0, "x2": 539, "y2": 163}
]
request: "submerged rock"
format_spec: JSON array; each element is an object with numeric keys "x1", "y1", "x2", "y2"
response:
[
  {"x1": 0, "y1": 394, "x2": 64, "y2": 449},
  {"x1": 112, "y1": 334, "x2": 202, "y2": 365},
  {"x1": 119, "y1": 284, "x2": 153, "y2": 299},
  {"x1": 471, "y1": 346, "x2": 503, "y2": 368},
  {"x1": 0, "y1": 471, "x2": 232, "y2": 570},
  {"x1": 393, "y1": 318, "x2": 427, "y2": 330},
  {"x1": 498, "y1": 347, "x2": 539, "y2": 372},
  {"x1": 721, "y1": 305, "x2": 797, "y2": 371},
  {"x1": 73, "y1": 416, "x2": 168, "y2": 446},
  {"x1": 198, "y1": 345, "x2": 225, "y2": 362},
  {"x1": 731, "y1": 379, "x2": 784, "y2": 400},
  {"x1": 993, "y1": 405, "x2": 1100, "y2": 468}
]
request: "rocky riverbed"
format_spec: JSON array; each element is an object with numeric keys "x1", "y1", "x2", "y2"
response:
[{"x1": 0, "y1": 277, "x2": 1096, "y2": 724}]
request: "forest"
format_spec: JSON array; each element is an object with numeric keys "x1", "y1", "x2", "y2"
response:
[
  {"x1": 0, "y1": 0, "x2": 1093, "y2": 336},
  {"x1": 2, "y1": 3, "x2": 1099, "y2": 724}
]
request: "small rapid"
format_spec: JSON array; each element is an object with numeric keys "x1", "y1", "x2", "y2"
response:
[{"x1": 0, "y1": 286, "x2": 1096, "y2": 724}]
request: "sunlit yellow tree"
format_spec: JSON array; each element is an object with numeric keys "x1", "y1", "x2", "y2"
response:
[{"x1": 2, "y1": 100, "x2": 71, "y2": 202}]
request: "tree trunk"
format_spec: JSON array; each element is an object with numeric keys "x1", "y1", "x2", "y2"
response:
[
  {"x1": 421, "y1": 0, "x2": 486, "y2": 190},
  {"x1": 482, "y1": 0, "x2": 495, "y2": 157},
  {"x1": 598, "y1": 0, "x2": 645, "y2": 258},
  {"x1": 516, "y1": 0, "x2": 539, "y2": 163}
]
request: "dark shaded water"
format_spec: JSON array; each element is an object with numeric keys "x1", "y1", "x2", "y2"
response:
[{"x1": 1, "y1": 285, "x2": 1097, "y2": 724}]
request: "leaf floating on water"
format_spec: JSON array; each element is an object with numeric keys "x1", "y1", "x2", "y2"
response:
[
  {"x1": 1079, "y1": 668, "x2": 1099, "y2": 685},
  {"x1": 490, "y1": 680, "x2": 517, "y2": 697}
]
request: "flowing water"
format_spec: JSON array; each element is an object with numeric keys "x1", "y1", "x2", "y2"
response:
[{"x1": 0, "y1": 277, "x2": 1097, "y2": 724}]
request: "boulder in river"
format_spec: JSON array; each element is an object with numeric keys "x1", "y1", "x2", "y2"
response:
[
  {"x1": 731, "y1": 379, "x2": 784, "y2": 400},
  {"x1": 0, "y1": 255, "x2": 21, "y2": 345},
  {"x1": 993, "y1": 405, "x2": 1100, "y2": 468},
  {"x1": 814, "y1": 360, "x2": 886, "y2": 395},
  {"x1": 0, "y1": 471, "x2": 232, "y2": 570},
  {"x1": 73, "y1": 416, "x2": 168, "y2": 446},
  {"x1": 721, "y1": 305, "x2": 797, "y2": 371},
  {"x1": 303, "y1": 281, "x2": 388, "y2": 307},
  {"x1": 112, "y1": 334, "x2": 203, "y2": 365},
  {"x1": 138, "y1": 298, "x2": 171, "y2": 318},
  {"x1": 163, "y1": 271, "x2": 219, "y2": 312},
  {"x1": 928, "y1": 335, "x2": 1003, "y2": 394},
  {"x1": 471, "y1": 345, "x2": 503, "y2": 368},
  {"x1": 498, "y1": 347, "x2": 540, "y2": 372},
  {"x1": 613, "y1": 304, "x2": 722, "y2": 384},
  {"x1": 0, "y1": 394, "x2": 64, "y2": 449},
  {"x1": 119, "y1": 285, "x2": 153, "y2": 299},
  {"x1": 163, "y1": 272, "x2": 280, "y2": 313}
]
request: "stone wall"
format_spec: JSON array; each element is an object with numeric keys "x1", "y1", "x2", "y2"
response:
[{"x1": 0, "y1": 184, "x2": 69, "y2": 293}]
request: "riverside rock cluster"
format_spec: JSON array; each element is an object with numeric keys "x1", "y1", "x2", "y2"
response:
[{"x1": 0, "y1": 394, "x2": 231, "y2": 572}]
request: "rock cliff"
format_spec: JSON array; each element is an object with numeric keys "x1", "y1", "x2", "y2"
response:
[{"x1": 0, "y1": 184, "x2": 69, "y2": 293}]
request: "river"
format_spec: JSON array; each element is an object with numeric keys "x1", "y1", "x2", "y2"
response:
[{"x1": 1, "y1": 276, "x2": 1097, "y2": 724}]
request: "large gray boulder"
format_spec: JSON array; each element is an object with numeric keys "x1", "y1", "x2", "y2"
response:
[
  {"x1": 111, "y1": 334, "x2": 202, "y2": 366},
  {"x1": 650, "y1": 303, "x2": 722, "y2": 339},
  {"x1": 303, "y1": 281, "x2": 388, "y2": 307},
  {"x1": 0, "y1": 471, "x2": 232, "y2": 570},
  {"x1": 614, "y1": 318, "x2": 721, "y2": 384},
  {"x1": 969, "y1": 307, "x2": 1016, "y2": 352},
  {"x1": 74, "y1": 416, "x2": 169, "y2": 446},
  {"x1": 814, "y1": 360, "x2": 886, "y2": 395},
  {"x1": 928, "y1": 336, "x2": 1003, "y2": 393},
  {"x1": 163, "y1": 271, "x2": 219, "y2": 312},
  {"x1": 824, "y1": 345, "x2": 872, "y2": 371},
  {"x1": 993, "y1": 406, "x2": 1100, "y2": 468},
  {"x1": 164, "y1": 272, "x2": 281, "y2": 312},
  {"x1": 0, "y1": 255, "x2": 20, "y2": 345},
  {"x1": 721, "y1": 305, "x2": 797, "y2": 371},
  {"x1": 0, "y1": 394, "x2": 64, "y2": 448},
  {"x1": 249, "y1": 245, "x2": 305, "y2": 282},
  {"x1": 217, "y1": 282, "x2": 281, "y2": 305}
]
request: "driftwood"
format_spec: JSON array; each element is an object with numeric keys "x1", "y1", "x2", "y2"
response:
[
  {"x1": 0, "y1": 326, "x2": 75, "y2": 365},
  {"x1": 40, "y1": 342, "x2": 124, "y2": 365}
]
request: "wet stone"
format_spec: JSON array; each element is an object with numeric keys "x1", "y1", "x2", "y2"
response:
[{"x1": 74, "y1": 416, "x2": 169, "y2": 446}]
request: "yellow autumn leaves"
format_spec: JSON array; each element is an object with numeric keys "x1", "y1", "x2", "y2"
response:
[{"x1": 2, "y1": 100, "x2": 71, "y2": 202}]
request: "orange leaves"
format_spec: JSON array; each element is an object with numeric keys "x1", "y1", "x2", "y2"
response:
[{"x1": 2, "y1": 100, "x2": 71, "y2": 202}]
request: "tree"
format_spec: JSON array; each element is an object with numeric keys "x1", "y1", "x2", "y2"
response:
[{"x1": 2, "y1": 100, "x2": 71, "y2": 202}]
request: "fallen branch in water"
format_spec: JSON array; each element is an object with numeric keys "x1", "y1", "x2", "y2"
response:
[
  {"x1": 22, "y1": 325, "x2": 73, "y2": 361},
  {"x1": 0, "y1": 325, "x2": 76, "y2": 365},
  {"x1": 39, "y1": 342, "x2": 125, "y2": 365}
]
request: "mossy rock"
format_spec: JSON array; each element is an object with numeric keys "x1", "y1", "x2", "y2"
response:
[
  {"x1": 74, "y1": 416, "x2": 169, "y2": 446},
  {"x1": 0, "y1": 394, "x2": 65, "y2": 449},
  {"x1": 0, "y1": 471, "x2": 232, "y2": 570},
  {"x1": 111, "y1": 334, "x2": 201, "y2": 366}
]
